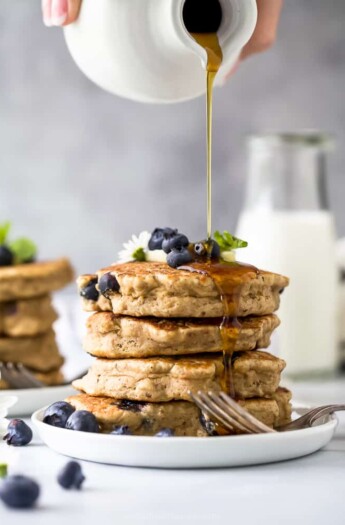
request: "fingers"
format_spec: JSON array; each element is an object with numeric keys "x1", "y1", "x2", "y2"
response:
[
  {"x1": 42, "y1": 0, "x2": 82, "y2": 27},
  {"x1": 240, "y1": 0, "x2": 284, "y2": 59}
]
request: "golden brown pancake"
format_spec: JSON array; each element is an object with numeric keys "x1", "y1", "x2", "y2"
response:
[
  {"x1": 66, "y1": 387, "x2": 292, "y2": 436},
  {"x1": 84, "y1": 312, "x2": 280, "y2": 358},
  {"x1": 0, "y1": 258, "x2": 74, "y2": 301},
  {"x1": 73, "y1": 351, "x2": 286, "y2": 402},
  {"x1": 0, "y1": 295, "x2": 57, "y2": 337}
]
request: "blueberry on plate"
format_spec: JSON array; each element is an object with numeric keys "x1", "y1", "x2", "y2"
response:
[
  {"x1": 43, "y1": 401, "x2": 75, "y2": 428},
  {"x1": 209, "y1": 240, "x2": 221, "y2": 259},
  {"x1": 57, "y1": 461, "x2": 85, "y2": 490},
  {"x1": 66, "y1": 410, "x2": 99, "y2": 433},
  {"x1": 80, "y1": 278, "x2": 99, "y2": 301},
  {"x1": 3, "y1": 419, "x2": 33, "y2": 446},
  {"x1": 155, "y1": 428, "x2": 174, "y2": 437},
  {"x1": 111, "y1": 425, "x2": 132, "y2": 435},
  {"x1": 167, "y1": 247, "x2": 193, "y2": 268},
  {"x1": 162, "y1": 233, "x2": 189, "y2": 254},
  {"x1": 98, "y1": 272, "x2": 120, "y2": 298},
  {"x1": 0, "y1": 475, "x2": 40, "y2": 509},
  {"x1": 0, "y1": 246, "x2": 14, "y2": 267}
]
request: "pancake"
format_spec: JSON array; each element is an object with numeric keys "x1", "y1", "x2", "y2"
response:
[
  {"x1": 73, "y1": 351, "x2": 286, "y2": 402},
  {"x1": 0, "y1": 258, "x2": 74, "y2": 301},
  {"x1": 0, "y1": 367, "x2": 64, "y2": 389},
  {"x1": 66, "y1": 387, "x2": 292, "y2": 436},
  {"x1": 77, "y1": 261, "x2": 288, "y2": 318},
  {"x1": 0, "y1": 330, "x2": 64, "y2": 372},
  {"x1": 0, "y1": 295, "x2": 57, "y2": 337},
  {"x1": 85, "y1": 312, "x2": 280, "y2": 358}
]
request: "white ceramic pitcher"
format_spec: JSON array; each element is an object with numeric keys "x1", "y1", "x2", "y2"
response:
[{"x1": 64, "y1": 0, "x2": 257, "y2": 103}]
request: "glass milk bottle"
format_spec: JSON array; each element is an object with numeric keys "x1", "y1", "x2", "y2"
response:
[{"x1": 236, "y1": 133, "x2": 338, "y2": 376}]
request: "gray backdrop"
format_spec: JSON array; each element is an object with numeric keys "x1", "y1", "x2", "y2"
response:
[{"x1": 1, "y1": 0, "x2": 344, "y2": 274}]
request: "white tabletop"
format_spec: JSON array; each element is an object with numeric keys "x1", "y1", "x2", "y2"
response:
[{"x1": 1, "y1": 378, "x2": 345, "y2": 525}]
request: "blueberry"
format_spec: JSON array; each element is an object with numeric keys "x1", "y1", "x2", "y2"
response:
[
  {"x1": 110, "y1": 425, "x2": 132, "y2": 435},
  {"x1": 43, "y1": 401, "x2": 75, "y2": 428},
  {"x1": 148, "y1": 228, "x2": 177, "y2": 250},
  {"x1": 209, "y1": 240, "x2": 221, "y2": 259},
  {"x1": 0, "y1": 475, "x2": 40, "y2": 509},
  {"x1": 155, "y1": 428, "x2": 174, "y2": 437},
  {"x1": 57, "y1": 461, "x2": 85, "y2": 490},
  {"x1": 98, "y1": 272, "x2": 120, "y2": 298},
  {"x1": 162, "y1": 233, "x2": 189, "y2": 254},
  {"x1": 66, "y1": 410, "x2": 99, "y2": 433},
  {"x1": 117, "y1": 400, "x2": 146, "y2": 413},
  {"x1": 167, "y1": 247, "x2": 194, "y2": 268},
  {"x1": 194, "y1": 242, "x2": 206, "y2": 257},
  {"x1": 199, "y1": 413, "x2": 217, "y2": 436},
  {"x1": 3, "y1": 419, "x2": 33, "y2": 446},
  {"x1": 0, "y1": 246, "x2": 14, "y2": 267},
  {"x1": 80, "y1": 278, "x2": 99, "y2": 301}
]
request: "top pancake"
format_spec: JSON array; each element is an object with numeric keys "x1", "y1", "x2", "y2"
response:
[
  {"x1": 78, "y1": 261, "x2": 288, "y2": 318},
  {"x1": 0, "y1": 258, "x2": 74, "y2": 301}
]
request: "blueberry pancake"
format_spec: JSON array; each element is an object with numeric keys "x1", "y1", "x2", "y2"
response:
[
  {"x1": 0, "y1": 367, "x2": 64, "y2": 389},
  {"x1": 0, "y1": 330, "x2": 64, "y2": 372},
  {"x1": 73, "y1": 351, "x2": 286, "y2": 402},
  {"x1": 77, "y1": 262, "x2": 288, "y2": 318},
  {"x1": 66, "y1": 387, "x2": 292, "y2": 436},
  {"x1": 84, "y1": 312, "x2": 280, "y2": 358},
  {"x1": 0, "y1": 295, "x2": 57, "y2": 337},
  {"x1": 0, "y1": 258, "x2": 74, "y2": 302}
]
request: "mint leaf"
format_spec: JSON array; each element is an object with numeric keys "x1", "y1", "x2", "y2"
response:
[
  {"x1": 10, "y1": 238, "x2": 37, "y2": 263},
  {"x1": 0, "y1": 222, "x2": 11, "y2": 245},
  {"x1": 132, "y1": 247, "x2": 146, "y2": 262},
  {"x1": 213, "y1": 230, "x2": 248, "y2": 251}
]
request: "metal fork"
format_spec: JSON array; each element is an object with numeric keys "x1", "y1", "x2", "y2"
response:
[
  {"x1": 190, "y1": 390, "x2": 345, "y2": 434},
  {"x1": 0, "y1": 362, "x2": 87, "y2": 390}
]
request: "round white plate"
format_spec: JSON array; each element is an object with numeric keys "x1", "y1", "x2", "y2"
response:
[
  {"x1": 3, "y1": 386, "x2": 76, "y2": 417},
  {"x1": 32, "y1": 406, "x2": 338, "y2": 469}
]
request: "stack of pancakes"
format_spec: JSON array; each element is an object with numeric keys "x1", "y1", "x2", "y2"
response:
[
  {"x1": 70, "y1": 261, "x2": 291, "y2": 436},
  {"x1": 0, "y1": 258, "x2": 74, "y2": 389}
]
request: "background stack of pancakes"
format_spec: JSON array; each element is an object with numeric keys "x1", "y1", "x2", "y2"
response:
[
  {"x1": 71, "y1": 261, "x2": 292, "y2": 436},
  {"x1": 0, "y1": 258, "x2": 74, "y2": 389}
]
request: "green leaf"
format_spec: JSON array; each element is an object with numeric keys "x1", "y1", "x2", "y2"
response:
[
  {"x1": 0, "y1": 464, "x2": 8, "y2": 479},
  {"x1": 132, "y1": 247, "x2": 146, "y2": 262},
  {"x1": 10, "y1": 237, "x2": 37, "y2": 264},
  {"x1": 0, "y1": 222, "x2": 11, "y2": 245},
  {"x1": 213, "y1": 230, "x2": 248, "y2": 251}
]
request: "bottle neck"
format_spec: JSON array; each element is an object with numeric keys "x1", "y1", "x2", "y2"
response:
[{"x1": 244, "y1": 135, "x2": 333, "y2": 212}]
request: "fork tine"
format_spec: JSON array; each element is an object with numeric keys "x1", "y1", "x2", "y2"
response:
[
  {"x1": 218, "y1": 392, "x2": 276, "y2": 433},
  {"x1": 199, "y1": 391, "x2": 255, "y2": 434},
  {"x1": 190, "y1": 392, "x2": 237, "y2": 433},
  {"x1": 206, "y1": 391, "x2": 262, "y2": 434},
  {"x1": 16, "y1": 364, "x2": 44, "y2": 388},
  {"x1": 8, "y1": 363, "x2": 33, "y2": 389},
  {"x1": 0, "y1": 363, "x2": 23, "y2": 389}
]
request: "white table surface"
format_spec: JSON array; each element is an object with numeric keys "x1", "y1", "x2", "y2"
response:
[{"x1": 1, "y1": 378, "x2": 345, "y2": 525}]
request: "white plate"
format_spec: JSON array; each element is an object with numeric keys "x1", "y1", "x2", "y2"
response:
[
  {"x1": 32, "y1": 405, "x2": 338, "y2": 469},
  {"x1": 3, "y1": 386, "x2": 77, "y2": 417}
]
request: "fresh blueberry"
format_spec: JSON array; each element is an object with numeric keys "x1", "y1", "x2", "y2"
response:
[
  {"x1": 155, "y1": 428, "x2": 174, "y2": 437},
  {"x1": 110, "y1": 425, "x2": 132, "y2": 435},
  {"x1": 199, "y1": 413, "x2": 217, "y2": 436},
  {"x1": 0, "y1": 475, "x2": 40, "y2": 509},
  {"x1": 167, "y1": 247, "x2": 193, "y2": 269},
  {"x1": 193, "y1": 242, "x2": 206, "y2": 257},
  {"x1": 117, "y1": 400, "x2": 146, "y2": 413},
  {"x1": 148, "y1": 227, "x2": 177, "y2": 250},
  {"x1": 98, "y1": 272, "x2": 120, "y2": 298},
  {"x1": 80, "y1": 278, "x2": 99, "y2": 301},
  {"x1": 209, "y1": 240, "x2": 221, "y2": 259},
  {"x1": 66, "y1": 410, "x2": 99, "y2": 433},
  {"x1": 57, "y1": 461, "x2": 85, "y2": 490},
  {"x1": 0, "y1": 246, "x2": 14, "y2": 267},
  {"x1": 162, "y1": 233, "x2": 189, "y2": 254},
  {"x1": 43, "y1": 401, "x2": 75, "y2": 428},
  {"x1": 3, "y1": 419, "x2": 33, "y2": 446}
]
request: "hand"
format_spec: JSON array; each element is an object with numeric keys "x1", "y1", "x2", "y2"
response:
[{"x1": 42, "y1": 0, "x2": 81, "y2": 27}]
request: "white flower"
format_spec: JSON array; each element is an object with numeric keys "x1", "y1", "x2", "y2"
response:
[{"x1": 117, "y1": 231, "x2": 151, "y2": 263}]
